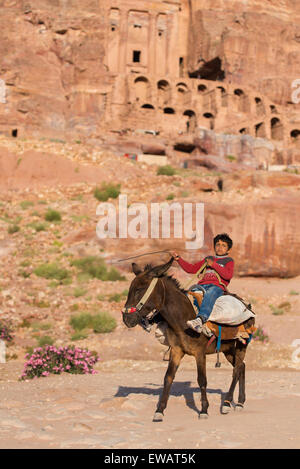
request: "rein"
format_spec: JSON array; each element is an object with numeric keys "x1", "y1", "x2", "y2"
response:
[{"x1": 112, "y1": 250, "x2": 173, "y2": 264}]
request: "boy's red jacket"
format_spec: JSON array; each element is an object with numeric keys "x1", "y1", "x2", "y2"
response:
[{"x1": 178, "y1": 255, "x2": 234, "y2": 291}]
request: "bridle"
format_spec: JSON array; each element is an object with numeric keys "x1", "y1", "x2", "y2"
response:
[{"x1": 122, "y1": 276, "x2": 166, "y2": 322}]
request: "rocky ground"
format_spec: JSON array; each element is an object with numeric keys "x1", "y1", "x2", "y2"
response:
[{"x1": 0, "y1": 134, "x2": 299, "y2": 449}]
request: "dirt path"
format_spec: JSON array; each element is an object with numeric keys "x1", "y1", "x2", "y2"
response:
[{"x1": 0, "y1": 358, "x2": 299, "y2": 449}]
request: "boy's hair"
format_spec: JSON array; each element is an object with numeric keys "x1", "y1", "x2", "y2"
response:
[{"x1": 213, "y1": 233, "x2": 233, "y2": 250}]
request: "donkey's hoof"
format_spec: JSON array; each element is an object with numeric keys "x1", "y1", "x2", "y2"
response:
[
  {"x1": 235, "y1": 403, "x2": 244, "y2": 412},
  {"x1": 199, "y1": 412, "x2": 208, "y2": 420},
  {"x1": 221, "y1": 403, "x2": 232, "y2": 414},
  {"x1": 153, "y1": 412, "x2": 164, "y2": 422}
]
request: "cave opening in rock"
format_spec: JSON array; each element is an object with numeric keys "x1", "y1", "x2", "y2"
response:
[
  {"x1": 141, "y1": 104, "x2": 155, "y2": 109},
  {"x1": 189, "y1": 57, "x2": 225, "y2": 81},
  {"x1": 163, "y1": 107, "x2": 175, "y2": 114},
  {"x1": 12, "y1": 129, "x2": 18, "y2": 137},
  {"x1": 173, "y1": 143, "x2": 195, "y2": 153}
]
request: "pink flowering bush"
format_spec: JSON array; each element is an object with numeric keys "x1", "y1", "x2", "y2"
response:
[
  {"x1": 20, "y1": 345, "x2": 99, "y2": 380},
  {"x1": 0, "y1": 320, "x2": 14, "y2": 343},
  {"x1": 253, "y1": 326, "x2": 269, "y2": 343}
]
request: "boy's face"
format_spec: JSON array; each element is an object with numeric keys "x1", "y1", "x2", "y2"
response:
[{"x1": 214, "y1": 240, "x2": 230, "y2": 256}]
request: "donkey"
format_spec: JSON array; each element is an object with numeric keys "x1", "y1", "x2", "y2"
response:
[{"x1": 122, "y1": 257, "x2": 255, "y2": 421}]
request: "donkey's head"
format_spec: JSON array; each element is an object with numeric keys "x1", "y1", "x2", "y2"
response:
[{"x1": 122, "y1": 257, "x2": 174, "y2": 328}]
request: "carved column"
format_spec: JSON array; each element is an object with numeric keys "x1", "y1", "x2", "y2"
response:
[
  {"x1": 149, "y1": 13, "x2": 157, "y2": 76},
  {"x1": 119, "y1": 9, "x2": 128, "y2": 73}
]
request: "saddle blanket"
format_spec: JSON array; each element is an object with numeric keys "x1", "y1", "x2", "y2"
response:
[{"x1": 205, "y1": 321, "x2": 257, "y2": 342}]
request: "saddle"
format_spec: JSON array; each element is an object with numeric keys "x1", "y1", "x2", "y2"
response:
[{"x1": 204, "y1": 319, "x2": 257, "y2": 345}]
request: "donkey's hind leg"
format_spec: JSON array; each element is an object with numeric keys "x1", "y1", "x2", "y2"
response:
[
  {"x1": 153, "y1": 346, "x2": 184, "y2": 422},
  {"x1": 222, "y1": 343, "x2": 246, "y2": 414},
  {"x1": 196, "y1": 352, "x2": 209, "y2": 419}
]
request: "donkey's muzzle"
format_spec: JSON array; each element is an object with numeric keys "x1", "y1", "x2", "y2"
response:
[{"x1": 122, "y1": 308, "x2": 139, "y2": 328}]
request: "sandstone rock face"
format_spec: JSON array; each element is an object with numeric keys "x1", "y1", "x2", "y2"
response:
[
  {"x1": 0, "y1": 0, "x2": 299, "y2": 167},
  {"x1": 0, "y1": 1, "x2": 299, "y2": 278},
  {"x1": 187, "y1": 0, "x2": 300, "y2": 106}
]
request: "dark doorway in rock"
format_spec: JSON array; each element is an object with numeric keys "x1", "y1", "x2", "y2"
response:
[{"x1": 189, "y1": 57, "x2": 225, "y2": 81}]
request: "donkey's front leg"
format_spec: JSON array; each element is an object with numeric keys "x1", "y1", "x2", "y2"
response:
[
  {"x1": 196, "y1": 353, "x2": 209, "y2": 419},
  {"x1": 153, "y1": 347, "x2": 184, "y2": 422}
]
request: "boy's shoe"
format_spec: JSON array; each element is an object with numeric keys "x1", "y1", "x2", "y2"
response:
[{"x1": 186, "y1": 316, "x2": 204, "y2": 333}]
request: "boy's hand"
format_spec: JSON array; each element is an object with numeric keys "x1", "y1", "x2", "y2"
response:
[
  {"x1": 206, "y1": 257, "x2": 214, "y2": 267},
  {"x1": 171, "y1": 251, "x2": 180, "y2": 260}
]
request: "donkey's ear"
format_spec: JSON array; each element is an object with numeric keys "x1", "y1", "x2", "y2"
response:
[
  {"x1": 132, "y1": 262, "x2": 142, "y2": 276},
  {"x1": 148, "y1": 257, "x2": 174, "y2": 278}
]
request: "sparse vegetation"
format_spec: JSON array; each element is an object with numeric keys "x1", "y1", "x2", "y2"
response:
[
  {"x1": 27, "y1": 222, "x2": 47, "y2": 232},
  {"x1": 20, "y1": 200, "x2": 34, "y2": 210},
  {"x1": 157, "y1": 165, "x2": 176, "y2": 176},
  {"x1": 71, "y1": 331, "x2": 89, "y2": 341},
  {"x1": 37, "y1": 335, "x2": 54, "y2": 347},
  {"x1": 226, "y1": 154, "x2": 237, "y2": 162},
  {"x1": 8, "y1": 224, "x2": 20, "y2": 234},
  {"x1": 69, "y1": 311, "x2": 117, "y2": 334},
  {"x1": 70, "y1": 256, "x2": 125, "y2": 281},
  {"x1": 269, "y1": 304, "x2": 284, "y2": 316},
  {"x1": 44, "y1": 209, "x2": 62, "y2": 222},
  {"x1": 73, "y1": 287, "x2": 87, "y2": 298},
  {"x1": 108, "y1": 290, "x2": 128, "y2": 302},
  {"x1": 34, "y1": 262, "x2": 71, "y2": 283},
  {"x1": 93, "y1": 183, "x2": 121, "y2": 201}
]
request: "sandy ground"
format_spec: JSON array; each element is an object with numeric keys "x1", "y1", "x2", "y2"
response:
[
  {"x1": 0, "y1": 358, "x2": 299, "y2": 450},
  {"x1": 1, "y1": 264, "x2": 300, "y2": 451}
]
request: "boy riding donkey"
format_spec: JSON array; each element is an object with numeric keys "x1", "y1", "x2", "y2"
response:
[
  {"x1": 171, "y1": 233, "x2": 234, "y2": 333},
  {"x1": 140, "y1": 233, "x2": 234, "y2": 338}
]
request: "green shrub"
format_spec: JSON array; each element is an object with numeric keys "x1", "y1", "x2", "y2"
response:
[
  {"x1": 94, "y1": 183, "x2": 121, "y2": 202},
  {"x1": 37, "y1": 335, "x2": 54, "y2": 347},
  {"x1": 73, "y1": 287, "x2": 87, "y2": 298},
  {"x1": 71, "y1": 331, "x2": 89, "y2": 341},
  {"x1": 92, "y1": 313, "x2": 117, "y2": 333},
  {"x1": 8, "y1": 224, "x2": 20, "y2": 234},
  {"x1": 157, "y1": 165, "x2": 176, "y2": 176},
  {"x1": 69, "y1": 312, "x2": 93, "y2": 331},
  {"x1": 226, "y1": 155, "x2": 236, "y2": 162},
  {"x1": 108, "y1": 290, "x2": 128, "y2": 302},
  {"x1": 269, "y1": 304, "x2": 284, "y2": 316},
  {"x1": 166, "y1": 193, "x2": 175, "y2": 200},
  {"x1": 20, "y1": 200, "x2": 34, "y2": 210},
  {"x1": 289, "y1": 290, "x2": 299, "y2": 296},
  {"x1": 34, "y1": 262, "x2": 71, "y2": 282},
  {"x1": 28, "y1": 222, "x2": 47, "y2": 232},
  {"x1": 70, "y1": 311, "x2": 117, "y2": 334},
  {"x1": 44, "y1": 209, "x2": 61, "y2": 222},
  {"x1": 70, "y1": 256, "x2": 125, "y2": 281},
  {"x1": 31, "y1": 322, "x2": 52, "y2": 331}
]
